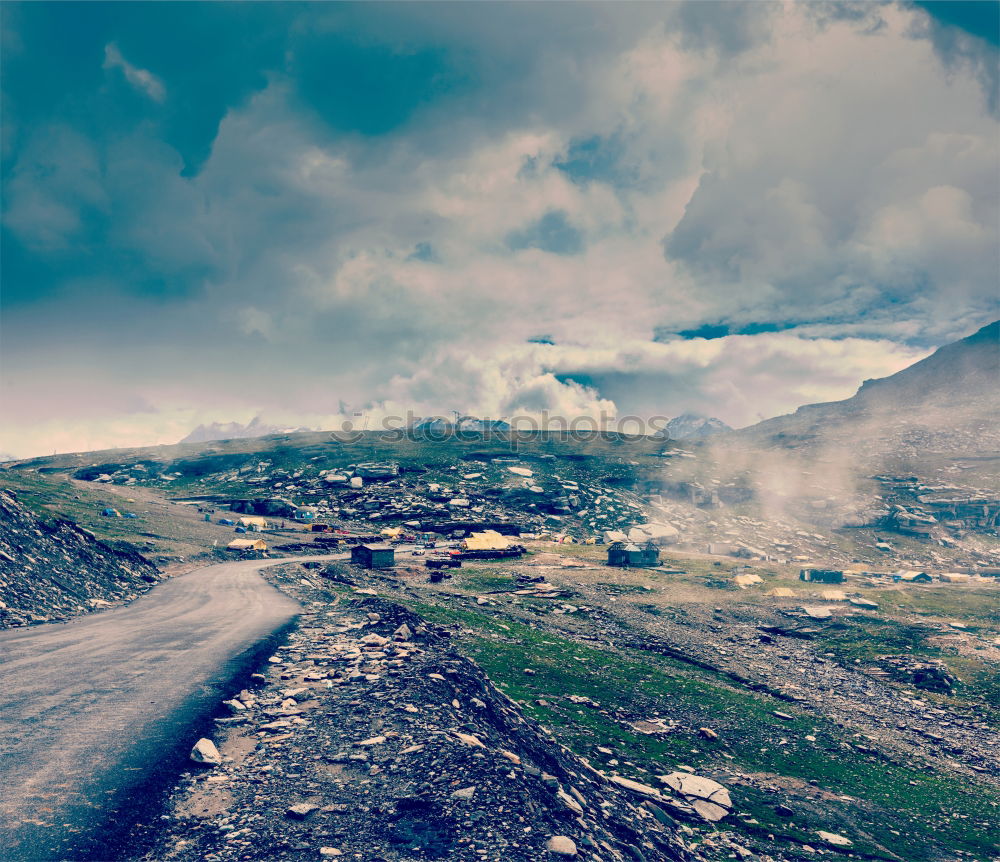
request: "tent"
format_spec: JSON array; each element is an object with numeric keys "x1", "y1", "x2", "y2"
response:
[
  {"x1": 227, "y1": 538, "x2": 266, "y2": 551},
  {"x1": 734, "y1": 573, "x2": 764, "y2": 587},
  {"x1": 461, "y1": 530, "x2": 510, "y2": 551}
]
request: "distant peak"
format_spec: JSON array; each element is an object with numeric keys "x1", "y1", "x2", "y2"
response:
[
  {"x1": 659, "y1": 413, "x2": 732, "y2": 440},
  {"x1": 179, "y1": 417, "x2": 314, "y2": 445}
]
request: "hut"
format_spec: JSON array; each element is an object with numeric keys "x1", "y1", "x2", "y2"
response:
[
  {"x1": 351, "y1": 543, "x2": 395, "y2": 569},
  {"x1": 896, "y1": 570, "x2": 933, "y2": 583},
  {"x1": 607, "y1": 540, "x2": 660, "y2": 568},
  {"x1": 799, "y1": 568, "x2": 844, "y2": 584}
]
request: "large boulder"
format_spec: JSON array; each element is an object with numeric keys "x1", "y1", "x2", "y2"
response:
[
  {"x1": 190, "y1": 737, "x2": 222, "y2": 766},
  {"x1": 628, "y1": 523, "x2": 679, "y2": 545},
  {"x1": 659, "y1": 771, "x2": 732, "y2": 822}
]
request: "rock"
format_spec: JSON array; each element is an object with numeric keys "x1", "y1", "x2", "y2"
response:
[
  {"x1": 658, "y1": 772, "x2": 731, "y2": 821},
  {"x1": 557, "y1": 788, "x2": 584, "y2": 814},
  {"x1": 393, "y1": 623, "x2": 412, "y2": 641},
  {"x1": 286, "y1": 803, "x2": 319, "y2": 820},
  {"x1": 691, "y1": 799, "x2": 729, "y2": 822},
  {"x1": 319, "y1": 848, "x2": 343, "y2": 857},
  {"x1": 453, "y1": 732, "x2": 485, "y2": 748},
  {"x1": 698, "y1": 727, "x2": 718, "y2": 740},
  {"x1": 609, "y1": 775, "x2": 662, "y2": 799},
  {"x1": 451, "y1": 786, "x2": 476, "y2": 800},
  {"x1": 817, "y1": 830, "x2": 853, "y2": 847},
  {"x1": 774, "y1": 804, "x2": 794, "y2": 817},
  {"x1": 546, "y1": 835, "x2": 578, "y2": 856},
  {"x1": 849, "y1": 597, "x2": 879, "y2": 609},
  {"x1": 189, "y1": 738, "x2": 222, "y2": 766}
]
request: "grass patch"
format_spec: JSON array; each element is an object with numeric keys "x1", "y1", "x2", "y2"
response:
[{"x1": 402, "y1": 598, "x2": 1000, "y2": 861}]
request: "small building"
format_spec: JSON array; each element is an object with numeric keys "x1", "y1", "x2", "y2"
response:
[
  {"x1": 351, "y1": 543, "x2": 395, "y2": 569},
  {"x1": 799, "y1": 568, "x2": 844, "y2": 584},
  {"x1": 896, "y1": 570, "x2": 933, "y2": 583},
  {"x1": 227, "y1": 538, "x2": 267, "y2": 552},
  {"x1": 939, "y1": 572, "x2": 971, "y2": 583},
  {"x1": 607, "y1": 541, "x2": 660, "y2": 568}
]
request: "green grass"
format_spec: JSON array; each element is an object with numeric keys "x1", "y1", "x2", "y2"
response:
[
  {"x1": 453, "y1": 566, "x2": 518, "y2": 592},
  {"x1": 400, "y1": 599, "x2": 1000, "y2": 861}
]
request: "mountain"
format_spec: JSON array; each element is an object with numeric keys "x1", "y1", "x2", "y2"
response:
[
  {"x1": 660, "y1": 413, "x2": 732, "y2": 440},
  {"x1": 179, "y1": 416, "x2": 314, "y2": 444},
  {"x1": 732, "y1": 320, "x2": 998, "y2": 448},
  {"x1": 0, "y1": 489, "x2": 160, "y2": 628},
  {"x1": 701, "y1": 320, "x2": 1000, "y2": 496}
]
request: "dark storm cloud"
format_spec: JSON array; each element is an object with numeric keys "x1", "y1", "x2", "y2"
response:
[{"x1": 0, "y1": 2, "x2": 996, "y2": 456}]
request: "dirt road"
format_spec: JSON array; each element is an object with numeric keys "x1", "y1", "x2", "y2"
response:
[{"x1": 0, "y1": 555, "x2": 337, "y2": 861}]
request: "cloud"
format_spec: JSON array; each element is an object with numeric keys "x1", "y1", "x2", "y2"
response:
[
  {"x1": 103, "y1": 43, "x2": 165, "y2": 102},
  {"x1": 1, "y1": 2, "x2": 997, "y2": 457}
]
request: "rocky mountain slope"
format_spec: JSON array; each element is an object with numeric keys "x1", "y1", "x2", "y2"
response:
[
  {"x1": 136, "y1": 574, "x2": 762, "y2": 862},
  {"x1": 722, "y1": 320, "x2": 1000, "y2": 463},
  {"x1": 0, "y1": 489, "x2": 160, "y2": 627},
  {"x1": 652, "y1": 321, "x2": 1000, "y2": 554}
]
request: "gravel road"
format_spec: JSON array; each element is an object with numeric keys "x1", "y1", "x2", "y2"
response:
[{"x1": 0, "y1": 555, "x2": 337, "y2": 861}]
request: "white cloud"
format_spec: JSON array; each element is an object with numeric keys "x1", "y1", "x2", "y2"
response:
[
  {"x1": 103, "y1": 43, "x2": 165, "y2": 102},
  {"x1": 3, "y1": 3, "x2": 997, "y2": 457}
]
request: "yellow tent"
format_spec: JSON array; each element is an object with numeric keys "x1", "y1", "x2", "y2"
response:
[
  {"x1": 734, "y1": 573, "x2": 763, "y2": 587},
  {"x1": 237, "y1": 516, "x2": 267, "y2": 529},
  {"x1": 228, "y1": 538, "x2": 267, "y2": 551},
  {"x1": 461, "y1": 530, "x2": 509, "y2": 551},
  {"x1": 380, "y1": 526, "x2": 403, "y2": 538}
]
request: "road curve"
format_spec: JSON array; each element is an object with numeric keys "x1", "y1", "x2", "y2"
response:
[{"x1": 0, "y1": 555, "x2": 337, "y2": 861}]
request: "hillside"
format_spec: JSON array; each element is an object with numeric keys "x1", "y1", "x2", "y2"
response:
[
  {"x1": 0, "y1": 489, "x2": 160, "y2": 628},
  {"x1": 723, "y1": 320, "x2": 1000, "y2": 468}
]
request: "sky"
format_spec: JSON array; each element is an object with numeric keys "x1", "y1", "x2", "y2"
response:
[{"x1": 1, "y1": 1, "x2": 998, "y2": 458}]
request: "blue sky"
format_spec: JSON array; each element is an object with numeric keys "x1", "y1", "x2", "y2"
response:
[{"x1": 1, "y1": 1, "x2": 998, "y2": 457}]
